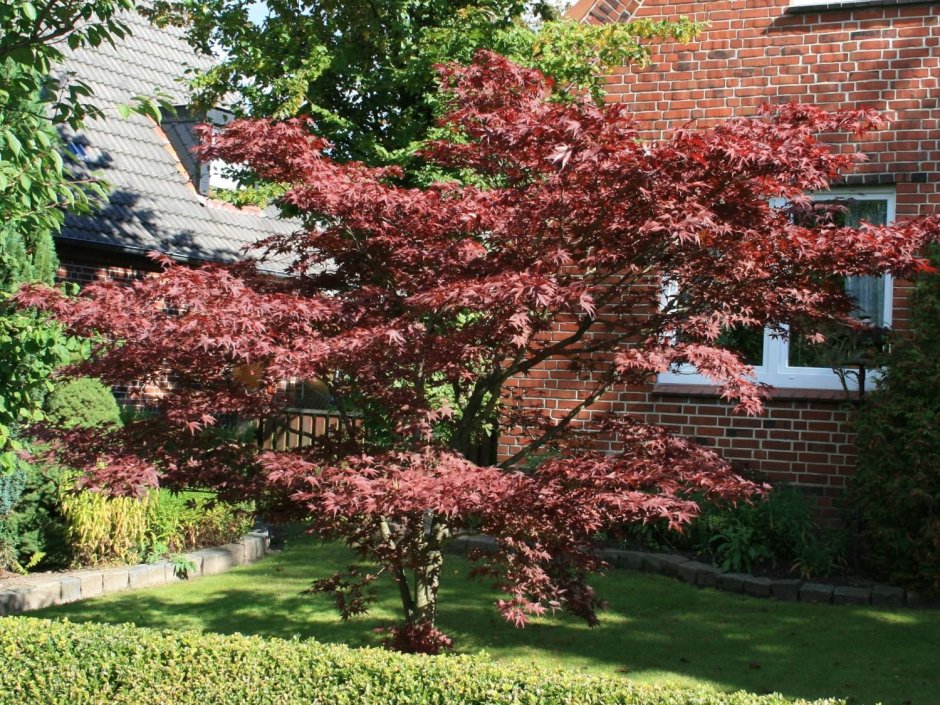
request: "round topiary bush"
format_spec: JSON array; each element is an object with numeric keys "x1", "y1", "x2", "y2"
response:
[{"x1": 43, "y1": 377, "x2": 122, "y2": 429}]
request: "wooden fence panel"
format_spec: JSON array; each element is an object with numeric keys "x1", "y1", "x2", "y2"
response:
[
  {"x1": 260, "y1": 408, "x2": 498, "y2": 466},
  {"x1": 259, "y1": 408, "x2": 360, "y2": 451}
]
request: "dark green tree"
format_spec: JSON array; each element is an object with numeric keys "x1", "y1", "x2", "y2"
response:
[
  {"x1": 0, "y1": 0, "x2": 162, "y2": 474},
  {"x1": 147, "y1": 0, "x2": 699, "y2": 174}
]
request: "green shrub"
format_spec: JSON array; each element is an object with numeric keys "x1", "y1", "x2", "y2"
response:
[
  {"x1": 618, "y1": 485, "x2": 845, "y2": 578},
  {"x1": 852, "y1": 247, "x2": 940, "y2": 595},
  {"x1": 0, "y1": 467, "x2": 26, "y2": 517},
  {"x1": 43, "y1": 377, "x2": 122, "y2": 429},
  {"x1": 0, "y1": 617, "x2": 844, "y2": 705},
  {"x1": 0, "y1": 460, "x2": 70, "y2": 571},
  {"x1": 0, "y1": 468, "x2": 21, "y2": 568},
  {"x1": 149, "y1": 489, "x2": 253, "y2": 554}
]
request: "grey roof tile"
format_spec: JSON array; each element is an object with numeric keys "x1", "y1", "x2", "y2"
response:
[{"x1": 56, "y1": 9, "x2": 295, "y2": 273}]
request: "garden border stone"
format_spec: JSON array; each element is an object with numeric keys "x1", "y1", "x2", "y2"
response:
[
  {"x1": 0, "y1": 531, "x2": 270, "y2": 616},
  {"x1": 447, "y1": 535, "x2": 930, "y2": 609},
  {"x1": 799, "y1": 582, "x2": 835, "y2": 604}
]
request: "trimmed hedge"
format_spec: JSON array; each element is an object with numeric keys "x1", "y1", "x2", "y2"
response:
[{"x1": 0, "y1": 617, "x2": 844, "y2": 705}]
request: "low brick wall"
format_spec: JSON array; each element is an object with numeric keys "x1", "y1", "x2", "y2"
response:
[{"x1": 0, "y1": 531, "x2": 270, "y2": 616}]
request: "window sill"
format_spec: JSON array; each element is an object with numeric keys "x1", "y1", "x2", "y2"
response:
[
  {"x1": 787, "y1": 0, "x2": 939, "y2": 14},
  {"x1": 651, "y1": 383, "x2": 857, "y2": 402}
]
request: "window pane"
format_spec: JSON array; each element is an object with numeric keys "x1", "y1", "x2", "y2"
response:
[
  {"x1": 841, "y1": 199, "x2": 887, "y2": 228},
  {"x1": 845, "y1": 275, "x2": 886, "y2": 325},
  {"x1": 789, "y1": 324, "x2": 843, "y2": 368},
  {"x1": 790, "y1": 197, "x2": 888, "y2": 367},
  {"x1": 716, "y1": 325, "x2": 764, "y2": 366}
]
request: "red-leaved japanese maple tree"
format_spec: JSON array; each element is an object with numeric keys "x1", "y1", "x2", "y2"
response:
[{"x1": 21, "y1": 51, "x2": 939, "y2": 651}]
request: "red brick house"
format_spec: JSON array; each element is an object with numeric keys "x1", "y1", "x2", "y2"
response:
[{"x1": 526, "y1": 0, "x2": 939, "y2": 519}]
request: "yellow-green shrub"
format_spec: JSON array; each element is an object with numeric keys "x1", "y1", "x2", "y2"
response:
[
  {"x1": 61, "y1": 486, "x2": 253, "y2": 566},
  {"x1": 59, "y1": 487, "x2": 156, "y2": 566},
  {"x1": 0, "y1": 617, "x2": 845, "y2": 705}
]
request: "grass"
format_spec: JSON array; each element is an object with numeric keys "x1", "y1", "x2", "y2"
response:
[{"x1": 33, "y1": 534, "x2": 940, "y2": 705}]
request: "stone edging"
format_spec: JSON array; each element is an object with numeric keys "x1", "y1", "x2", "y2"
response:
[
  {"x1": 448, "y1": 536, "x2": 932, "y2": 609},
  {"x1": 0, "y1": 531, "x2": 270, "y2": 616}
]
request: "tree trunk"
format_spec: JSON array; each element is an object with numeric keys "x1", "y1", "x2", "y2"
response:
[{"x1": 406, "y1": 514, "x2": 448, "y2": 628}]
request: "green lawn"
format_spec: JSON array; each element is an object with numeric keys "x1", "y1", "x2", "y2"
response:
[{"x1": 33, "y1": 535, "x2": 939, "y2": 705}]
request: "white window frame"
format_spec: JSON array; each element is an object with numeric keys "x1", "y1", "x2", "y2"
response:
[
  {"x1": 788, "y1": 0, "x2": 870, "y2": 7},
  {"x1": 658, "y1": 186, "x2": 895, "y2": 391}
]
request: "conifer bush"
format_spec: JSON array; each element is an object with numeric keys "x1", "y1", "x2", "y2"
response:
[
  {"x1": 43, "y1": 377, "x2": 122, "y2": 430},
  {"x1": 852, "y1": 247, "x2": 940, "y2": 594}
]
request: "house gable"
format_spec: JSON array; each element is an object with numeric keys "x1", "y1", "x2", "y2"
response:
[{"x1": 55, "y1": 10, "x2": 296, "y2": 277}]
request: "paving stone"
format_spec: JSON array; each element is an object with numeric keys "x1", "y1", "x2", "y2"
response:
[
  {"x1": 143, "y1": 562, "x2": 169, "y2": 587},
  {"x1": 676, "y1": 560, "x2": 712, "y2": 585},
  {"x1": 127, "y1": 565, "x2": 150, "y2": 589},
  {"x1": 249, "y1": 531, "x2": 271, "y2": 559},
  {"x1": 465, "y1": 535, "x2": 498, "y2": 554},
  {"x1": 904, "y1": 590, "x2": 936, "y2": 608},
  {"x1": 182, "y1": 552, "x2": 204, "y2": 577},
  {"x1": 695, "y1": 565, "x2": 720, "y2": 588},
  {"x1": 641, "y1": 553, "x2": 664, "y2": 573},
  {"x1": 0, "y1": 589, "x2": 24, "y2": 616},
  {"x1": 243, "y1": 535, "x2": 264, "y2": 562},
  {"x1": 20, "y1": 582, "x2": 61, "y2": 610},
  {"x1": 199, "y1": 548, "x2": 234, "y2": 576},
  {"x1": 102, "y1": 567, "x2": 130, "y2": 593},
  {"x1": 164, "y1": 561, "x2": 182, "y2": 582},
  {"x1": 604, "y1": 549, "x2": 644, "y2": 571},
  {"x1": 833, "y1": 586, "x2": 871, "y2": 605},
  {"x1": 742, "y1": 576, "x2": 773, "y2": 598},
  {"x1": 220, "y1": 543, "x2": 247, "y2": 566},
  {"x1": 445, "y1": 537, "x2": 469, "y2": 555},
  {"x1": 717, "y1": 573, "x2": 748, "y2": 594},
  {"x1": 656, "y1": 554, "x2": 690, "y2": 579},
  {"x1": 59, "y1": 576, "x2": 82, "y2": 603},
  {"x1": 870, "y1": 585, "x2": 904, "y2": 608},
  {"x1": 771, "y1": 579, "x2": 802, "y2": 602},
  {"x1": 800, "y1": 582, "x2": 834, "y2": 604},
  {"x1": 71, "y1": 570, "x2": 104, "y2": 599}
]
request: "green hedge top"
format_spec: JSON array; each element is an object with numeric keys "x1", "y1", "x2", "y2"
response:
[{"x1": 0, "y1": 617, "x2": 846, "y2": 705}]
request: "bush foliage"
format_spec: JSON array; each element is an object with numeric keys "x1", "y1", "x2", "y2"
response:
[
  {"x1": 148, "y1": 490, "x2": 254, "y2": 555},
  {"x1": 852, "y1": 248, "x2": 940, "y2": 595},
  {"x1": 43, "y1": 377, "x2": 123, "y2": 429},
  {"x1": 0, "y1": 617, "x2": 845, "y2": 705},
  {"x1": 0, "y1": 460, "x2": 69, "y2": 572},
  {"x1": 60, "y1": 486, "x2": 158, "y2": 566},
  {"x1": 62, "y1": 487, "x2": 253, "y2": 567},
  {"x1": 620, "y1": 485, "x2": 846, "y2": 579}
]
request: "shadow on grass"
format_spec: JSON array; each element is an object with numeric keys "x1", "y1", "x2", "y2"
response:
[{"x1": 34, "y1": 538, "x2": 939, "y2": 705}]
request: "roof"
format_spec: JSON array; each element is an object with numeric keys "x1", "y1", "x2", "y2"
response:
[{"x1": 56, "y1": 10, "x2": 296, "y2": 272}]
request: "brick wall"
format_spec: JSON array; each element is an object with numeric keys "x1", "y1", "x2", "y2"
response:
[
  {"x1": 501, "y1": 0, "x2": 940, "y2": 521},
  {"x1": 56, "y1": 243, "x2": 323, "y2": 413},
  {"x1": 55, "y1": 243, "x2": 170, "y2": 407}
]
